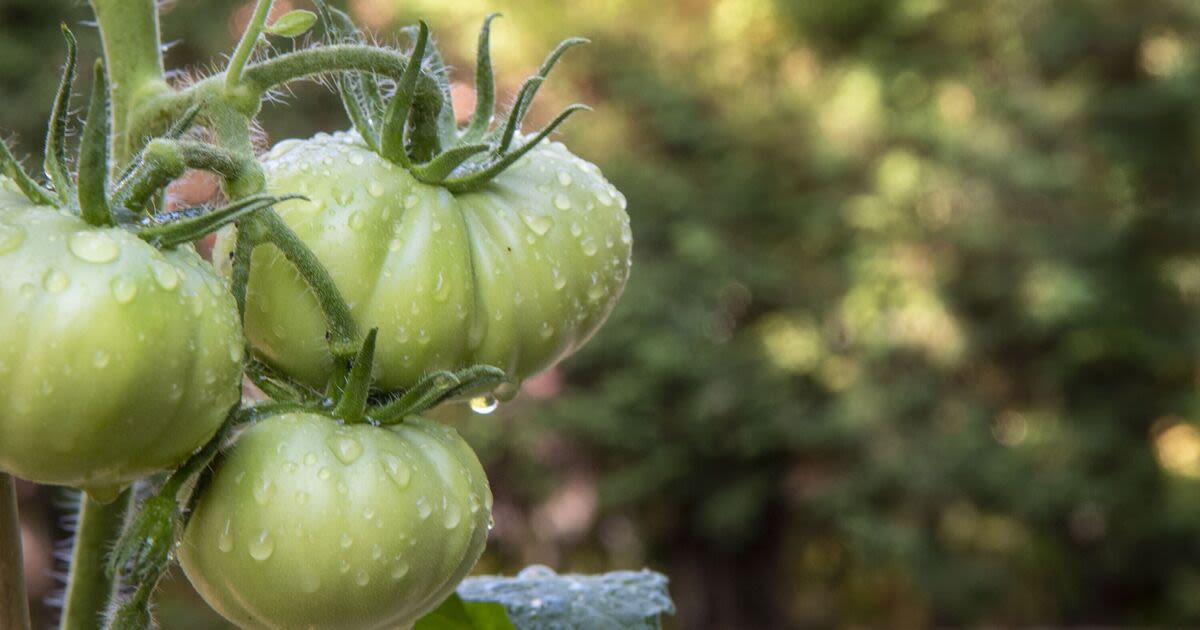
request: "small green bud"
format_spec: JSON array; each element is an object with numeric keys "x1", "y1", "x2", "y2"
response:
[{"x1": 266, "y1": 10, "x2": 318, "y2": 38}]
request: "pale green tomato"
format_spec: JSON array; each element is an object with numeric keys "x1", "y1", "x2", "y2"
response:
[
  {"x1": 178, "y1": 412, "x2": 493, "y2": 630},
  {"x1": 215, "y1": 131, "x2": 632, "y2": 391},
  {"x1": 0, "y1": 180, "x2": 243, "y2": 499}
]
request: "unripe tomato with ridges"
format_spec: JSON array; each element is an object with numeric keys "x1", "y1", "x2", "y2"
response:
[
  {"x1": 215, "y1": 131, "x2": 632, "y2": 391},
  {"x1": 178, "y1": 413, "x2": 493, "y2": 630},
  {"x1": 0, "y1": 179, "x2": 243, "y2": 499}
]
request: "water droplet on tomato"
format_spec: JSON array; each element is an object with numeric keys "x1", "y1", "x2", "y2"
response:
[
  {"x1": 151, "y1": 261, "x2": 179, "y2": 290},
  {"x1": 580, "y1": 236, "x2": 598, "y2": 256},
  {"x1": 416, "y1": 496, "x2": 432, "y2": 520},
  {"x1": 443, "y1": 501, "x2": 462, "y2": 529},
  {"x1": 404, "y1": 194, "x2": 419, "y2": 209},
  {"x1": 340, "y1": 532, "x2": 354, "y2": 548},
  {"x1": 43, "y1": 269, "x2": 69, "y2": 293},
  {"x1": 253, "y1": 477, "x2": 275, "y2": 505},
  {"x1": 355, "y1": 570, "x2": 370, "y2": 586},
  {"x1": 554, "y1": 193, "x2": 572, "y2": 210},
  {"x1": 381, "y1": 453, "x2": 411, "y2": 489},
  {"x1": 0, "y1": 222, "x2": 25, "y2": 254},
  {"x1": 348, "y1": 211, "x2": 366, "y2": 230},
  {"x1": 69, "y1": 232, "x2": 119, "y2": 263},
  {"x1": 391, "y1": 561, "x2": 409, "y2": 580},
  {"x1": 557, "y1": 170, "x2": 573, "y2": 186},
  {"x1": 248, "y1": 531, "x2": 274, "y2": 561},
  {"x1": 317, "y1": 467, "x2": 331, "y2": 480},
  {"x1": 92, "y1": 350, "x2": 110, "y2": 369},
  {"x1": 469, "y1": 395, "x2": 498, "y2": 415},
  {"x1": 539, "y1": 322, "x2": 554, "y2": 339},
  {"x1": 218, "y1": 520, "x2": 234, "y2": 552},
  {"x1": 326, "y1": 434, "x2": 364, "y2": 464},
  {"x1": 371, "y1": 543, "x2": 382, "y2": 560},
  {"x1": 367, "y1": 180, "x2": 385, "y2": 197},
  {"x1": 304, "y1": 451, "x2": 318, "y2": 466},
  {"x1": 520, "y1": 212, "x2": 554, "y2": 236},
  {"x1": 349, "y1": 153, "x2": 365, "y2": 166},
  {"x1": 570, "y1": 222, "x2": 583, "y2": 237}
]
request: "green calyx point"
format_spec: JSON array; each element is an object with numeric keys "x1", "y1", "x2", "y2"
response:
[
  {"x1": 317, "y1": 4, "x2": 591, "y2": 193},
  {"x1": 0, "y1": 29, "x2": 287, "y2": 249}
]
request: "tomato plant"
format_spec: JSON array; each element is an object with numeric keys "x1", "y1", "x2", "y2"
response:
[{"x1": 0, "y1": 2, "x2": 671, "y2": 629}]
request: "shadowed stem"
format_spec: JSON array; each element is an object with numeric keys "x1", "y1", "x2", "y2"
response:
[
  {"x1": 60, "y1": 491, "x2": 133, "y2": 630},
  {"x1": 0, "y1": 474, "x2": 31, "y2": 630}
]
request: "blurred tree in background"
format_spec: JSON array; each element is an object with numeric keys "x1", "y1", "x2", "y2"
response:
[{"x1": 6, "y1": 0, "x2": 1200, "y2": 627}]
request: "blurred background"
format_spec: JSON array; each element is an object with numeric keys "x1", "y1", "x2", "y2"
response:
[{"x1": 5, "y1": 0, "x2": 1200, "y2": 627}]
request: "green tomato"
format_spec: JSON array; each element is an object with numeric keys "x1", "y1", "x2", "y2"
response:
[
  {"x1": 179, "y1": 412, "x2": 492, "y2": 630},
  {"x1": 0, "y1": 180, "x2": 243, "y2": 500},
  {"x1": 215, "y1": 132, "x2": 632, "y2": 391}
]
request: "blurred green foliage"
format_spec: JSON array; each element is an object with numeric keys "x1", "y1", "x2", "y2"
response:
[{"x1": 7, "y1": 0, "x2": 1200, "y2": 627}]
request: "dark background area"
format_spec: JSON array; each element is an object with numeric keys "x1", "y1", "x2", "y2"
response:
[{"x1": 6, "y1": 0, "x2": 1200, "y2": 627}]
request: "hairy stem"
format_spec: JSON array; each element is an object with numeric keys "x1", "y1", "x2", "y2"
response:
[
  {"x1": 227, "y1": 0, "x2": 274, "y2": 90},
  {"x1": 60, "y1": 491, "x2": 133, "y2": 630},
  {"x1": 0, "y1": 474, "x2": 31, "y2": 630},
  {"x1": 244, "y1": 211, "x2": 359, "y2": 361},
  {"x1": 89, "y1": 0, "x2": 170, "y2": 166}
]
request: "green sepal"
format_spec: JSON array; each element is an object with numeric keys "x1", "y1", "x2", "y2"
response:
[
  {"x1": 461, "y1": 13, "x2": 501, "y2": 143},
  {"x1": 78, "y1": 61, "x2": 114, "y2": 227},
  {"x1": 44, "y1": 25, "x2": 78, "y2": 205},
  {"x1": 372, "y1": 365, "x2": 509, "y2": 424},
  {"x1": 315, "y1": 0, "x2": 385, "y2": 152},
  {"x1": 333, "y1": 328, "x2": 379, "y2": 424},
  {"x1": 137, "y1": 194, "x2": 301, "y2": 249},
  {"x1": 444, "y1": 104, "x2": 590, "y2": 193},
  {"x1": 266, "y1": 10, "x2": 318, "y2": 38},
  {"x1": 496, "y1": 76, "x2": 544, "y2": 155},
  {"x1": 112, "y1": 105, "x2": 201, "y2": 200},
  {"x1": 0, "y1": 140, "x2": 56, "y2": 206},
  {"x1": 495, "y1": 37, "x2": 589, "y2": 153},
  {"x1": 380, "y1": 20, "x2": 431, "y2": 167},
  {"x1": 411, "y1": 143, "x2": 490, "y2": 183}
]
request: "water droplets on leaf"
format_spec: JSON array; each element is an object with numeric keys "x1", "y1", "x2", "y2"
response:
[{"x1": 470, "y1": 395, "x2": 499, "y2": 415}]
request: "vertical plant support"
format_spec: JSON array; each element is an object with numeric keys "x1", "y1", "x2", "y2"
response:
[{"x1": 0, "y1": 473, "x2": 31, "y2": 630}]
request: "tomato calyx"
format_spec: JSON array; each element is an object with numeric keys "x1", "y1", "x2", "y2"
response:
[
  {"x1": 315, "y1": 3, "x2": 591, "y2": 193},
  {"x1": 0, "y1": 27, "x2": 291, "y2": 249}
]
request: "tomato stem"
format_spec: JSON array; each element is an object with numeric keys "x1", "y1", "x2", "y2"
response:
[
  {"x1": 0, "y1": 474, "x2": 31, "y2": 630},
  {"x1": 333, "y1": 328, "x2": 379, "y2": 424},
  {"x1": 89, "y1": 0, "x2": 170, "y2": 166},
  {"x1": 60, "y1": 490, "x2": 133, "y2": 630},
  {"x1": 226, "y1": 0, "x2": 275, "y2": 91},
  {"x1": 244, "y1": 211, "x2": 360, "y2": 362}
]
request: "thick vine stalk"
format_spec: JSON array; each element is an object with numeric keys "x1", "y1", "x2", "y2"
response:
[{"x1": 0, "y1": 473, "x2": 31, "y2": 630}]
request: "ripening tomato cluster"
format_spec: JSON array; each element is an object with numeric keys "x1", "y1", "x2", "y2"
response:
[{"x1": 0, "y1": 6, "x2": 630, "y2": 628}]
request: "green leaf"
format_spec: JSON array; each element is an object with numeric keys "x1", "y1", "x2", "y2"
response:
[
  {"x1": 0, "y1": 140, "x2": 56, "y2": 206},
  {"x1": 456, "y1": 567, "x2": 676, "y2": 630},
  {"x1": 413, "y1": 594, "x2": 517, "y2": 630},
  {"x1": 266, "y1": 10, "x2": 318, "y2": 38},
  {"x1": 137, "y1": 194, "x2": 299, "y2": 249}
]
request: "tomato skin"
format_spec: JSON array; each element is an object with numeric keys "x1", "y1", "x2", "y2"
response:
[
  {"x1": 0, "y1": 182, "x2": 243, "y2": 499},
  {"x1": 215, "y1": 131, "x2": 632, "y2": 391},
  {"x1": 178, "y1": 412, "x2": 493, "y2": 630}
]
